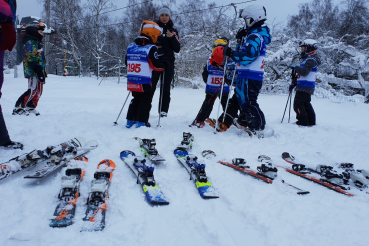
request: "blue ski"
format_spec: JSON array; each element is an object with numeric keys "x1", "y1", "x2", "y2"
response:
[{"x1": 120, "y1": 151, "x2": 169, "y2": 205}]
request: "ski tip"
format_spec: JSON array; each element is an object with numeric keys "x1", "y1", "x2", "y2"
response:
[{"x1": 120, "y1": 150, "x2": 136, "y2": 160}]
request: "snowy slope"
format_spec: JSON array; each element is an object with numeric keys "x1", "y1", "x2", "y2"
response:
[{"x1": 1, "y1": 74, "x2": 369, "y2": 246}]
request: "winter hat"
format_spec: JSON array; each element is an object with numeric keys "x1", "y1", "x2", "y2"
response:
[{"x1": 158, "y1": 6, "x2": 172, "y2": 17}]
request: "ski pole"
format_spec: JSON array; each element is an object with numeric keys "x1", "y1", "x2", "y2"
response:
[
  {"x1": 281, "y1": 92, "x2": 291, "y2": 123},
  {"x1": 222, "y1": 68, "x2": 236, "y2": 123},
  {"x1": 214, "y1": 50, "x2": 229, "y2": 134},
  {"x1": 98, "y1": 73, "x2": 107, "y2": 86},
  {"x1": 288, "y1": 90, "x2": 292, "y2": 123},
  {"x1": 113, "y1": 92, "x2": 131, "y2": 125},
  {"x1": 157, "y1": 71, "x2": 165, "y2": 127}
]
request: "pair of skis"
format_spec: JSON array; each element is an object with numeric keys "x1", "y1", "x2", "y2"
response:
[
  {"x1": 280, "y1": 152, "x2": 369, "y2": 197},
  {"x1": 0, "y1": 137, "x2": 98, "y2": 181},
  {"x1": 219, "y1": 155, "x2": 310, "y2": 195},
  {"x1": 50, "y1": 158, "x2": 116, "y2": 231}
]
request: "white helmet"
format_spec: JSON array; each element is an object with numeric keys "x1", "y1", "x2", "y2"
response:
[
  {"x1": 239, "y1": 4, "x2": 267, "y2": 29},
  {"x1": 299, "y1": 39, "x2": 318, "y2": 50}
]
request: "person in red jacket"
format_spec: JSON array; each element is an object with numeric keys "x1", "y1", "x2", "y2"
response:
[{"x1": 0, "y1": 0, "x2": 23, "y2": 149}]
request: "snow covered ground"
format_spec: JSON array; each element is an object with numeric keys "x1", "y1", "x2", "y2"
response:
[{"x1": 1, "y1": 73, "x2": 369, "y2": 246}]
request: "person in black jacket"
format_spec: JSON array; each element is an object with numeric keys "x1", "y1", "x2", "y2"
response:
[{"x1": 151, "y1": 6, "x2": 180, "y2": 117}]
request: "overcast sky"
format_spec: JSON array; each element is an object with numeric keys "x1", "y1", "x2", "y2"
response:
[{"x1": 17, "y1": 0, "x2": 342, "y2": 26}]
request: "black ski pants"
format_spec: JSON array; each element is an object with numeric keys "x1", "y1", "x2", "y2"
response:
[
  {"x1": 195, "y1": 91, "x2": 229, "y2": 122},
  {"x1": 293, "y1": 91, "x2": 316, "y2": 126},
  {"x1": 126, "y1": 84, "x2": 152, "y2": 123},
  {"x1": 151, "y1": 61, "x2": 174, "y2": 114}
]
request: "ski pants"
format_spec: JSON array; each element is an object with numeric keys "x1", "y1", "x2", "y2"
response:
[
  {"x1": 195, "y1": 90, "x2": 229, "y2": 122},
  {"x1": 0, "y1": 34, "x2": 11, "y2": 145},
  {"x1": 126, "y1": 84, "x2": 152, "y2": 123},
  {"x1": 151, "y1": 61, "x2": 174, "y2": 114},
  {"x1": 15, "y1": 76, "x2": 43, "y2": 109},
  {"x1": 293, "y1": 91, "x2": 316, "y2": 126},
  {"x1": 233, "y1": 78, "x2": 265, "y2": 131}
]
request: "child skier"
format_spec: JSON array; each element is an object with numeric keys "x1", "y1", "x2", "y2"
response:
[
  {"x1": 191, "y1": 38, "x2": 230, "y2": 128},
  {"x1": 13, "y1": 21, "x2": 46, "y2": 116},
  {"x1": 125, "y1": 20, "x2": 167, "y2": 128},
  {"x1": 217, "y1": 4, "x2": 272, "y2": 137},
  {"x1": 289, "y1": 39, "x2": 321, "y2": 126}
]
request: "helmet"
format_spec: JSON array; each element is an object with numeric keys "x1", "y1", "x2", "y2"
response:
[
  {"x1": 209, "y1": 46, "x2": 225, "y2": 67},
  {"x1": 139, "y1": 20, "x2": 163, "y2": 43},
  {"x1": 299, "y1": 39, "x2": 318, "y2": 50},
  {"x1": 239, "y1": 4, "x2": 267, "y2": 29},
  {"x1": 299, "y1": 39, "x2": 318, "y2": 58},
  {"x1": 25, "y1": 21, "x2": 46, "y2": 31},
  {"x1": 213, "y1": 37, "x2": 228, "y2": 51}
]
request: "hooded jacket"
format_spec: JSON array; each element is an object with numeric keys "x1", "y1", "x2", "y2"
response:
[
  {"x1": 155, "y1": 20, "x2": 180, "y2": 61},
  {"x1": 231, "y1": 24, "x2": 272, "y2": 67},
  {"x1": 22, "y1": 31, "x2": 45, "y2": 78}
]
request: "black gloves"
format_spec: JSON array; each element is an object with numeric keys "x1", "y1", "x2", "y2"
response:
[
  {"x1": 236, "y1": 28, "x2": 247, "y2": 40},
  {"x1": 225, "y1": 47, "x2": 233, "y2": 57},
  {"x1": 289, "y1": 84, "x2": 295, "y2": 92},
  {"x1": 33, "y1": 65, "x2": 46, "y2": 83}
]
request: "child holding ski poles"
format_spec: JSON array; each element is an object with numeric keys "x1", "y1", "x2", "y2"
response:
[
  {"x1": 216, "y1": 4, "x2": 272, "y2": 137},
  {"x1": 289, "y1": 39, "x2": 321, "y2": 126},
  {"x1": 125, "y1": 21, "x2": 167, "y2": 128},
  {"x1": 191, "y1": 38, "x2": 230, "y2": 128}
]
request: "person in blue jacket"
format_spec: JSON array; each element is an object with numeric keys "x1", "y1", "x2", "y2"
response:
[
  {"x1": 217, "y1": 4, "x2": 272, "y2": 137},
  {"x1": 289, "y1": 39, "x2": 321, "y2": 126}
]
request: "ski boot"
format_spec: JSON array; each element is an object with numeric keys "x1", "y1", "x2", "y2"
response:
[
  {"x1": 133, "y1": 157, "x2": 155, "y2": 186},
  {"x1": 232, "y1": 158, "x2": 250, "y2": 168},
  {"x1": 190, "y1": 120, "x2": 205, "y2": 128},
  {"x1": 205, "y1": 118, "x2": 216, "y2": 128},
  {"x1": 216, "y1": 122, "x2": 229, "y2": 132},
  {"x1": 257, "y1": 161, "x2": 278, "y2": 179},
  {"x1": 181, "y1": 132, "x2": 194, "y2": 148},
  {"x1": 12, "y1": 107, "x2": 29, "y2": 116},
  {"x1": 126, "y1": 120, "x2": 137, "y2": 128},
  {"x1": 186, "y1": 155, "x2": 207, "y2": 183},
  {"x1": 25, "y1": 107, "x2": 40, "y2": 116}
]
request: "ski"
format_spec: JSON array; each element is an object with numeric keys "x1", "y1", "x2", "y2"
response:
[
  {"x1": 280, "y1": 152, "x2": 354, "y2": 197},
  {"x1": 24, "y1": 140, "x2": 98, "y2": 179},
  {"x1": 81, "y1": 159, "x2": 116, "y2": 231},
  {"x1": 0, "y1": 137, "x2": 86, "y2": 181},
  {"x1": 49, "y1": 156, "x2": 89, "y2": 228},
  {"x1": 120, "y1": 151, "x2": 169, "y2": 205},
  {"x1": 133, "y1": 137, "x2": 165, "y2": 162},
  {"x1": 218, "y1": 159, "x2": 274, "y2": 184},
  {"x1": 173, "y1": 147, "x2": 219, "y2": 199}
]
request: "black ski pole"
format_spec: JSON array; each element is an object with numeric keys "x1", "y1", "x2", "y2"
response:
[
  {"x1": 113, "y1": 92, "x2": 131, "y2": 125},
  {"x1": 157, "y1": 71, "x2": 165, "y2": 127},
  {"x1": 281, "y1": 92, "x2": 291, "y2": 123},
  {"x1": 288, "y1": 90, "x2": 292, "y2": 123}
]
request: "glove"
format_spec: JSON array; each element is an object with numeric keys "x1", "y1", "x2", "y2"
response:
[
  {"x1": 236, "y1": 27, "x2": 247, "y2": 40},
  {"x1": 290, "y1": 66, "x2": 297, "y2": 70},
  {"x1": 225, "y1": 47, "x2": 233, "y2": 57},
  {"x1": 288, "y1": 84, "x2": 295, "y2": 92},
  {"x1": 33, "y1": 65, "x2": 46, "y2": 83},
  {"x1": 0, "y1": 22, "x2": 17, "y2": 51}
]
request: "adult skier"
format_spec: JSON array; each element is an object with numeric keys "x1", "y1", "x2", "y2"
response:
[
  {"x1": 151, "y1": 6, "x2": 180, "y2": 118},
  {"x1": 217, "y1": 4, "x2": 272, "y2": 137},
  {"x1": 0, "y1": 0, "x2": 22, "y2": 149},
  {"x1": 191, "y1": 38, "x2": 230, "y2": 128},
  {"x1": 289, "y1": 39, "x2": 321, "y2": 126},
  {"x1": 125, "y1": 21, "x2": 167, "y2": 128},
  {"x1": 13, "y1": 21, "x2": 46, "y2": 116}
]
